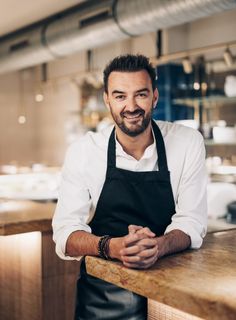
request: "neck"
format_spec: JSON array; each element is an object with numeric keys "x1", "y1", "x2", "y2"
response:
[{"x1": 115, "y1": 123, "x2": 154, "y2": 160}]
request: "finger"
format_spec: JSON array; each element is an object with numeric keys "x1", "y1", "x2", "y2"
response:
[
  {"x1": 123, "y1": 254, "x2": 158, "y2": 269},
  {"x1": 139, "y1": 253, "x2": 159, "y2": 266},
  {"x1": 122, "y1": 247, "x2": 157, "y2": 263},
  {"x1": 123, "y1": 233, "x2": 147, "y2": 247},
  {"x1": 121, "y1": 254, "x2": 141, "y2": 263},
  {"x1": 120, "y1": 245, "x2": 140, "y2": 256},
  {"x1": 138, "y1": 245, "x2": 158, "y2": 259},
  {"x1": 128, "y1": 225, "x2": 143, "y2": 234},
  {"x1": 134, "y1": 238, "x2": 157, "y2": 248},
  {"x1": 120, "y1": 239, "x2": 157, "y2": 256},
  {"x1": 136, "y1": 227, "x2": 156, "y2": 238}
]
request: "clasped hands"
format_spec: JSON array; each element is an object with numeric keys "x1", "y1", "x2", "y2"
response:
[{"x1": 110, "y1": 225, "x2": 159, "y2": 269}]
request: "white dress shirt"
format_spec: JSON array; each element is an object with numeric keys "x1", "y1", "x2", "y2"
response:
[{"x1": 52, "y1": 120, "x2": 208, "y2": 260}]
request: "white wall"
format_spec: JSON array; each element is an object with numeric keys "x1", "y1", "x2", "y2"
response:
[
  {"x1": 166, "y1": 9, "x2": 236, "y2": 56},
  {"x1": 0, "y1": 69, "x2": 37, "y2": 165}
]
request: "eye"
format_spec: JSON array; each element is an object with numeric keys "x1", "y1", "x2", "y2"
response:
[
  {"x1": 115, "y1": 95, "x2": 125, "y2": 100},
  {"x1": 137, "y1": 92, "x2": 147, "y2": 98}
]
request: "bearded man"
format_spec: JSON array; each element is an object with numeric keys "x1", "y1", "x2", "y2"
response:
[{"x1": 53, "y1": 54, "x2": 207, "y2": 320}]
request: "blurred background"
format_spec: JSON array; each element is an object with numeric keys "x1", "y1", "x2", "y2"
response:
[{"x1": 0, "y1": 0, "x2": 236, "y2": 220}]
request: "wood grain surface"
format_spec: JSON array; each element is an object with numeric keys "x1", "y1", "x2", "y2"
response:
[
  {"x1": 0, "y1": 200, "x2": 55, "y2": 235},
  {"x1": 86, "y1": 230, "x2": 236, "y2": 320},
  {"x1": 0, "y1": 232, "x2": 42, "y2": 320},
  {"x1": 0, "y1": 231, "x2": 80, "y2": 320}
]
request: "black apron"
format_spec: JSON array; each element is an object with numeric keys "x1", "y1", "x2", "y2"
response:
[{"x1": 75, "y1": 120, "x2": 175, "y2": 320}]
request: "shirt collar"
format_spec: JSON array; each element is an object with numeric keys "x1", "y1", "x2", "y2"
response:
[{"x1": 115, "y1": 128, "x2": 156, "y2": 161}]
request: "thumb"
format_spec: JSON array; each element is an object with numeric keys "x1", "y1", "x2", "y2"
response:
[{"x1": 128, "y1": 225, "x2": 143, "y2": 234}]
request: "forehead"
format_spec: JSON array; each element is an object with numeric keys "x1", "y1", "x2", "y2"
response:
[{"x1": 107, "y1": 70, "x2": 152, "y2": 92}]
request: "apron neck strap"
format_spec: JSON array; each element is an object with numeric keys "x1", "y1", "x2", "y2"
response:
[
  {"x1": 151, "y1": 120, "x2": 168, "y2": 171},
  {"x1": 107, "y1": 120, "x2": 169, "y2": 171}
]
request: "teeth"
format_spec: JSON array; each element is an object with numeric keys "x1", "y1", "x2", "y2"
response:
[{"x1": 125, "y1": 113, "x2": 142, "y2": 119}]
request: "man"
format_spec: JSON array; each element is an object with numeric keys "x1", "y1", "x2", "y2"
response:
[{"x1": 52, "y1": 54, "x2": 207, "y2": 320}]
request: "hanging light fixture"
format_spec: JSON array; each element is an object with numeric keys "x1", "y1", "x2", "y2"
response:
[
  {"x1": 35, "y1": 88, "x2": 44, "y2": 102},
  {"x1": 35, "y1": 63, "x2": 47, "y2": 103},
  {"x1": 223, "y1": 47, "x2": 234, "y2": 67},
  {"x1": 182, "y1": 57, "x2": 193, "y2": 74},
  {"x1": 18, "y1": 115, "x2": 26, "y2": 124},
  {"x1": 193, "y1": 60, "x2": 200, "y2": 91},
  {"x1": 17, "y1": 70, "x2": 27, "y2": 125}
]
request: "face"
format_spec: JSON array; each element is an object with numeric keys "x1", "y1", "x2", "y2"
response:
[{"x1": 104, "y1": 70, "x2": 158, "y2": 137}]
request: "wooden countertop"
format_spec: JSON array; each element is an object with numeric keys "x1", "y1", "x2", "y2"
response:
[
  {"x1": 1, "y1": 201, "x2": 236, "y2": 318},
  {"x1": 0, "y1": 200, "x2": 56, "y2": 235},
  {"x1": 86, "y1": 229, "x2": 236, "y2": 320},
  {"x1": 0, "y1": 198, "x2": 235, "y2": 237}
]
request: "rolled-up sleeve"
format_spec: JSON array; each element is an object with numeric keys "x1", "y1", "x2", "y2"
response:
[
  {"x1": 52, "y1": 140, "x2": 92, "y2": 260},
  {"x1": 165, "y1": 131, "x2": 208, "y2": 248}
]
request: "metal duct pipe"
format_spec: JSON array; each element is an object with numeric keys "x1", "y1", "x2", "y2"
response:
[
  {"x1": 0, "y1": 0, "x2": 236, "y2": 74},
  {"x1": 45, "y1": 18, "x2": 127, "y2": 57},
  {"x1": 115, "y1": 0, "x2": 236, "y2": 36}
]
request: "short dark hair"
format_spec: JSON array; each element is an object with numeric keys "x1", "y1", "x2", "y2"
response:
[{"x1": 103, "y1": 54, "x2": 157, "y2": 93}]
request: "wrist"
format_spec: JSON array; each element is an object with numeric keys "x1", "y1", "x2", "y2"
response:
[
  {"x1": 155, "y1": 236, "x2": 166, "y2": 258},
  {"x1": 98, "y1": 235, "x2": 112, "y2": 260},
  {"x1": 109, "y1": 237, "x2": 122, "y2": 260}
]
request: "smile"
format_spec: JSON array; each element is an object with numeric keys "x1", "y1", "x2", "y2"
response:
[{"x1": 122, "y1": 110, "x2": 144, "y2": 120}]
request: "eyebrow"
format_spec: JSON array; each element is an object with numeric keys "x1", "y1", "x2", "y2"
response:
[
  {"x1": 136, "y1": 88, "x2": 150, "y2": 93},
  {"x1": 112, "y1": 90, "x2": 125, "y2": 95},
  {"x1": 111, "y1": 88, "x2": 150, "y2": 95}
]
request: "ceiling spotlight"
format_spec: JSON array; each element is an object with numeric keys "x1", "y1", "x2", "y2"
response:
[
  {"x1": 18, "y1": 115, "x2": 26, "y2": 124},
  {"x1": 193, "y1": 82, "x2": 200, "y2": 90},
  {"x1": 182, "y1": 57, "x2": 193, "y2": 74},
  {"x1": 223, "y1": 48, "x2": 234, "y2": 67},
  {"x1": 35, "y1": 93, "x2": 44, "y2": 102}
]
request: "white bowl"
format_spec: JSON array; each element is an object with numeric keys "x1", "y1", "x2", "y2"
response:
[{"x1": 213, "y1": 126, "x2": 236, "y2": 143}]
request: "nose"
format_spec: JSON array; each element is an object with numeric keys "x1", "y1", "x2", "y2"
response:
[{"x1": 125, "y1": 96, "x2": 137, "y2": 111}]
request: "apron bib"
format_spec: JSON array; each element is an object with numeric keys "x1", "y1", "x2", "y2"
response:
[{"x1": 75, "y1": 120, "x2": 175, "y2": 320}]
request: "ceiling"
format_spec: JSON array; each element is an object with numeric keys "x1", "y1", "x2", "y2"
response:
[{"x1": 0, "y1": 0, "x2": 87, "y2": 37}]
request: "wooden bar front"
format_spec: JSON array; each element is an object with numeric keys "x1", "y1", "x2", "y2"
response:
[{"x1": 0, "y1": 200, "x2": 80, "y2": 320}]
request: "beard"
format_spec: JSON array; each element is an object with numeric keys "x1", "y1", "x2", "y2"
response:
[{"x1": 109, "y1": 104, "x2": 153, "y2": 137}]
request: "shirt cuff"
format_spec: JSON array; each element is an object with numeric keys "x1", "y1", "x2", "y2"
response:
[
  {"x1": 54, "y1": 225, "x2": 91, "y2": 261},
  {"x1": 164, "y1": 222, "x2": 207, "y2": 249}
]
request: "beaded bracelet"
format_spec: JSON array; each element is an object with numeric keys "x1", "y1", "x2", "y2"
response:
[{"x1": 98, "y1": 235, "x2": 112, "y2": 260}]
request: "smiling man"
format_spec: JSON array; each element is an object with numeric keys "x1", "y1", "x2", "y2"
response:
[
  {"x1": 106, "y1": 70, "x2": 156, "y2": 137},
  {"x1": 52, "y1": 54, "x2": 207, "y2": 320}
]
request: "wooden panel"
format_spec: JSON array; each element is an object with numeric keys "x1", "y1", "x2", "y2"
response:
[
  {"x1": 148, "y1": 300, "x2": 203, "y2": 320},
  {"x1": 0, "y1": 232, "x2": 42, "y2": 320},
  {"x1": 0, "y1": 227, "x2": 80, "y2": 320},
  {"x1": 42, "y1": 232, "x2": 80, "y2": 320},
  {"x1": 42, "y1": 273, "x2": 78, "y2": 320},
  {"x1": 42, "y1": 231, "x2": 80, "y2": 277}
]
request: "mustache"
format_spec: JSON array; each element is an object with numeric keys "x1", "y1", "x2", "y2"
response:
[{"x1": 121, "y1": 109, "x2": 145, "y2": 117}]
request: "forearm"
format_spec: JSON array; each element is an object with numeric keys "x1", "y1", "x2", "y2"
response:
[
  {"x1": 65, "y1": 231, "x2": 141, "y2": 261},
  {"x1": 156, "y1": 229, "x2": 191, "y2": 258},
  {"x1": 66, "y1": 230, "x2": 100, "y2": 257}
]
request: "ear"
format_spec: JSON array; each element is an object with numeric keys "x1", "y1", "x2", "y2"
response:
[
  {"x1": 153, "y1": 88, "x2": 159, "y2": 108},
  {"x1": 103, "y1": 91, "x2": 110, "y2": 111}
]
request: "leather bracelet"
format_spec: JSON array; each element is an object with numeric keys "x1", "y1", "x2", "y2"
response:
[{"x1": 98, "y1": 235, "x2": 112, "y2": 260}]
